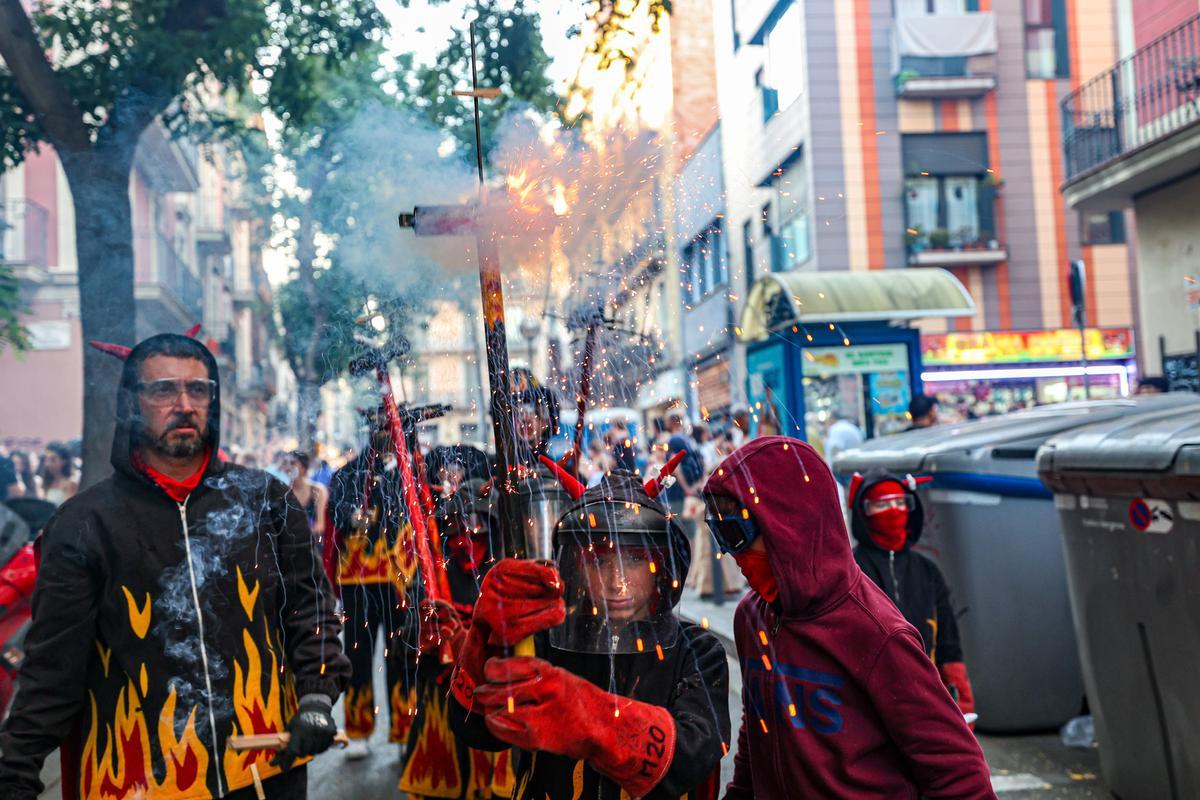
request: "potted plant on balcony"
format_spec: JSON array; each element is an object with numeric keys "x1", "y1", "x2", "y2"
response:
[{"x1": 929, "y1": 228, "x2": 951, "y2": 250}]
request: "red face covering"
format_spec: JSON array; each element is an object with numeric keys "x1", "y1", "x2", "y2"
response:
[
  {"x1": 733, "y1": 547, "x2": 779, "y2": 604},
  {"x1": 863, "y1": 481, "x2": 909, "y2": 552}
]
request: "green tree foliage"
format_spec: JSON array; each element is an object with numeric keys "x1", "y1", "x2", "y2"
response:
[
  {"x1": 0, "y1": 0, "x2": 387, "y2": 485},
  {"x1": 411, "y1": 0, "x2": 561, "y2": 157},
  {"x1": 0, "y1": 261, "x2": 30, "y2": 354}
]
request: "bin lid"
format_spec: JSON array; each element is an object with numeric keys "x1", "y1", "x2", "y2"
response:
[
  {"x1": 832, "y1": 395, "x2": 1198, "y2": 476},
  {"x1": 1036, "y1": 399, "x2": 1200, "y2": 476}
]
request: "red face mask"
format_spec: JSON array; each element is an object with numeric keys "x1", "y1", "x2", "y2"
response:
[
  {"x1": 733, "y1": 547, "x2": 779, "y2": 604},
  {"x1": 862, "y1": 481, "x2": 910, "y2": 552}
]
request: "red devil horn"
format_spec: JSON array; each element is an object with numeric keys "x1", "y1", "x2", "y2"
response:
[
  {"x1": 88, "y1": 340, "x2": 132, "y2": 361},
  {"x1": 847, "y1": 472, "x2": 865, "y2": 507},
  {"x1": 185, "y1": 323, "x2": 202, "y2": 338},
  {"x1": 538, "y1": 455, "x2": 586, "y2": 501},
  {"x1": 644, "y1": 450, "x2": 687, "y2": 498}
]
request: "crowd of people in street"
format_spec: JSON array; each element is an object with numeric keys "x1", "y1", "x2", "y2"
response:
[
  {"x1": 0, "y1": 443, "x2": 79, "y2": 506},
  {"x1": 0, "y1": 331, "x2": 1003, "y2": 800}
]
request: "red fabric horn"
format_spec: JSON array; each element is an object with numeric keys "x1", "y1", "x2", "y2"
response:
[
  {"x1": 847, "y1": 472, "x2": 865, "y2": 507},
  {"x1": 87, "y1": 340, "x2": 133, "y2": 361},
  {"x1": 185, "y1": 323, "x2": 202, "y2": 338},
  {"x1": 538, "y1": 455, "x2": 586, "y2": 501},
  {"x1": 644, "y1": 450, "x2": 687, "y2": 498}
]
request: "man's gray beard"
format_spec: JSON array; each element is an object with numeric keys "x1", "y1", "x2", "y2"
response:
[{"x1": 137, "y1": 426, "x2": 206, "y2": 459}]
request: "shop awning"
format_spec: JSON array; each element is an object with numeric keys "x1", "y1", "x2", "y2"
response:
[{"x1": 737, "y1": 268, "x2": 975, "y2": 342}]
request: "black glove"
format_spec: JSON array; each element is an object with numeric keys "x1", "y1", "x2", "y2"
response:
[{"x1": 272, "y1": 694, "x2": 337, "y2": 770}]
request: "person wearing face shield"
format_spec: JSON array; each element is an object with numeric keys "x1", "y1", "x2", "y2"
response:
[
  {"x1": 703, "y1": 437, "x2": 994, "y2": 800},
  {"x1": 399, "y1": 465, "x2": 517, "y2": 798},
  {"x1": 849, "y1": 471, "x2": 976, "y2": 727},
  {"x1": 446, "y1": 455, "x2": 731, "y2": 800}
]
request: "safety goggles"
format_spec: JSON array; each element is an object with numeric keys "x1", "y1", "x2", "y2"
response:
[
  {"x1": 704, "y1": 494, "x2": 760, "y2": 555},
  {"x1": 863, "y1": 494, "x2": 915, "y2": 517},
  {"x1": 136, "y1": 378, "x2": 216, "y2": 408}
]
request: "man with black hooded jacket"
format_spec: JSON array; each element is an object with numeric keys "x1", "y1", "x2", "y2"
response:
[{"x1": 0, "y1": 333, "x2": 351, "y2": 799}]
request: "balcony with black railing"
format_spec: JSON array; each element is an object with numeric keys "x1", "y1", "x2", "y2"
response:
[{"x1": 1061, "y1": 13, "x2": 1200, "y2": 208}]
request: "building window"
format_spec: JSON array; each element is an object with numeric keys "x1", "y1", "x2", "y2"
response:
[
  {"x1": 685, "y1": 220, "x2": 729, "y2": 304},
  {"x1": 1025, "y1": 0, "x2": 1068, "y2": 79},
  {"x1": 762, "y1": 2, "x2": 804, "y2": 114},
  {"x1": 768, "y1": 154, "x2": 812, "y2": 271},
  {"x1": 743, "y1": 220, "x2": 756, "y2": 289},
  {"x1": 1080, "y1": 211, "x2": 1126, "y2": 246},
  {"x1": 896, "y1": 0, "x2": 967, "y2": 16}
]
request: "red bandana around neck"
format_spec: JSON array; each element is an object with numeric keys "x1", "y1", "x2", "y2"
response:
[{"x1": 133, "y1": 449, "x2": 211, "y2": 503}]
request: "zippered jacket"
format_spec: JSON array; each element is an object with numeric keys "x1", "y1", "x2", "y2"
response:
[
  {"x1": 850, "y1": 470, "x2": 964, "y2": 665},
  {"x1": 0, "y1": 334, "x2": 350, "y2": 800},
  {"x1": 704, "y1": 437, "x2": 993, "y2": 799}
]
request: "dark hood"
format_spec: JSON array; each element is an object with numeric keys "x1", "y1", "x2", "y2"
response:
[
  {"x1": 553, "y1": 470, "x2": 691, "y2": 608},
  {"x1": 703, "y1": 436, "x2": 857, "y2": 617},
  {"x1": 849, "y1": 469, "x2": 925, "y2": 552},
  {"x1": 111, "y1": 333, "x2": 221, "y2": 480}
]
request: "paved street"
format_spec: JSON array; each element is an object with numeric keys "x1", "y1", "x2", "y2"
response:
[{"x1": 35, "y1": 588, "x2": 1105, "y2": 799}]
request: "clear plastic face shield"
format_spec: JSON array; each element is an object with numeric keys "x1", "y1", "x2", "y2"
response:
[{"x1": 551, "y1": 503, "x2": 685, "y2": 655}]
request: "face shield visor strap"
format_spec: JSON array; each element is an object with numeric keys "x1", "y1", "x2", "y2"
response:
[
  {"x1": 549, "y1": 526, "x2": 681, "y2": 655},
  {"x1": 703, "y1": 494, "x2": 760, "y2": 555}
]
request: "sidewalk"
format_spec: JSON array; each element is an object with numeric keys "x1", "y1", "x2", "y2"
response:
[{"x1": 677, "y1": 587, "x2": 745, "y2": 646}]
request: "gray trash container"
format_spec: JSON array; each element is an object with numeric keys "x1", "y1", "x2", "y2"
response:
[
  {"x1": 1037, "y1": 401, "x2": 1200, "y2": 800},
  {"x1": 832, "y1": 395, "x2": 1200, "y2": 733}
]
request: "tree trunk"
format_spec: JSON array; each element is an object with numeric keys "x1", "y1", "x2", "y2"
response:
[{"x1": 61, "y1": 144, "x2": 138, "y2": 489}]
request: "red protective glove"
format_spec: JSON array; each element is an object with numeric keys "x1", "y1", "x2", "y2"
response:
[
  {"x1": 418, "y1": 599, "x2": 469, "y2": 657},
  {"x1": 939, "y1": 661, "x2": 976, "y2": 729},
  {"x1": 475, "y1": 657, "x2": 676, "y2": 799},
  {"x1": 450, "y1": 559, "x2": 565, "y2": 714}
]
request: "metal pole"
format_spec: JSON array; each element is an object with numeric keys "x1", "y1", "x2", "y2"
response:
[
  {"x1": 465, "y1": 24, "x2": 524, "y2": 558},
  {"x1": 1079, "y1": 319, "x2": 1091, "y2": 399}
]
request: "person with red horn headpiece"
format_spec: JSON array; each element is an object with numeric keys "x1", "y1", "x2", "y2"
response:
[
  {"x1": 0, "y1": 331, "x2": 351, "y2": 800},
  {"x1": 445, "y1": 453, "x2": 730, "y2": 800},
  {"x1": 848, "y1": 470, "x2": 976, "y2": 728}
]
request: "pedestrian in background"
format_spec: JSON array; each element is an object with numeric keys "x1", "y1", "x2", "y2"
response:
[
  {"x1": 730, "y1": 406, "x2": 751, "y2": 447},
  {"x1": 284, "y1": 450, "x2": 329, "y2": 533},
  {"x1": 704, "y1": 437, "x2": 994, "y2": 799},
  {"x1": 8, "y1": 452, "x2": 36, "y2": 500},
  {"x1": 686, "y1": 431, "x2": 744, "y2": 601},
  {"x1": 907, "y1": 395, "x2": 940, "y2": 431},
  {"x1": 0, "y1": 453, "x2": 19, "y2": 501},
  {"x1": 607, "y1": 416, "x2": 638, "y2": 473},
  {"x1": 36, "y1": 442, "x2": 76, "y2": 505}
]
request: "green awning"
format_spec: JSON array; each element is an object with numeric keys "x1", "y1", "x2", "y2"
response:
[{"x1": 737, "y1": 268, "x2": 975, "y2": 342}]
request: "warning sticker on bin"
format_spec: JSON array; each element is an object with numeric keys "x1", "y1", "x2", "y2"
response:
[{"x1": 1128, "y1": 499, "x2": 1173, "y2": 534}]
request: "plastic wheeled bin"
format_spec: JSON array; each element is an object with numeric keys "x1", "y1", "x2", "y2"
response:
[
  {"x1": 1037, "y1": 400, "x2": 1200, "y2": 800},
  {"x1": 831, "y1": 395, "x2": 1200, "y2": 733}
]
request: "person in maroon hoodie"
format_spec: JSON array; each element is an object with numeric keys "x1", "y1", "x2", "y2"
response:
[{"x1": 703, "y1": 436, "x2": 995, "y2": 799}]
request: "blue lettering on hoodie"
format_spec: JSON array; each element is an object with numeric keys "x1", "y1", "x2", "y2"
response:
[{"x1": 744, "y1": 660, "x2": 845, "y2": 734}]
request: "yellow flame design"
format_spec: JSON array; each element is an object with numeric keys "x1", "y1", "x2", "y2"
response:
[
  {"x1": 222, "y1": 624, "x2": 287, "y2": 790},
  {"x1": 236, "y1": 566, "x2": 260, "y2": 622},
  {"x1": 121, "y1": 586, "x2": 152, "y2": 640}
]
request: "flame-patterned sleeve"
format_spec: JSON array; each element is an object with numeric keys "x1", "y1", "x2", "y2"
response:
[
  {"x1": 270, "y1": 478, "x2": 351, "y2": 701},
  {"x1": 0, "y1": 506, "x2": 100, "y2": 796}
]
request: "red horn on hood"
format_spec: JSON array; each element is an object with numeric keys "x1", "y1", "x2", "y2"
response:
[
  {"x1": 87, "y1": 340, "x2": 133, "y2": 361},
  {"x1": 185, "y1": 323, "x2": 202, "y2": 338},
  {"x1": 538, "y1": 455, "x2": 586, "y2": 501},
  {"x1": 847, "y1": 472, "x2": 865, "y2": 507},
  {"x1": 644, "y1": 450, "x2": 687, "y2": 499}
]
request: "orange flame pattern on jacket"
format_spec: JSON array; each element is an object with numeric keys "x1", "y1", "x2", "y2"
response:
[
  {"x1": 389, "y1": 680, "x2": 417, "y2": 743},
  {"x1": 77, "y1": 681, "x2": 211, "y2": 800},
  {"x1": 343, "y1": 685, "x2": 376, "y2": 739},
  {"x1": 221, "y1": 626, "x2": 286, "y2": 789},
  {"x1": 337, "y1": 522, "x2": 416, "y2": 592},
  {"x1": 398, "y1": 689, "x2": 461, "y2": 796},
  {"x1": 469, "y1": 745, "x2": 514, "y2": 798}
]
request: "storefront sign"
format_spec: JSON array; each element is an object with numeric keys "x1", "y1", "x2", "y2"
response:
[
  {"x1": 803, "y1": 344, "x2": 909, "y2": 376},
  {"x1": 921, "y1": 328, "x2": 1134, "y2": 366}
]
